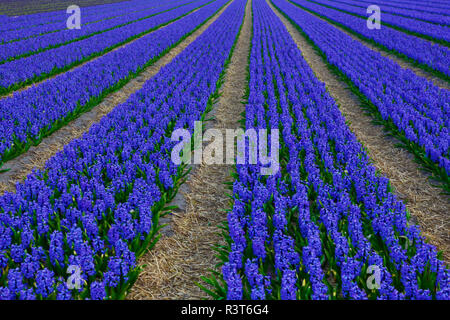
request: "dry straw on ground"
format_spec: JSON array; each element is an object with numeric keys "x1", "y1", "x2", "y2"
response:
[{"x1": 268, "y1": 0, "x2": 450, "y2": 264}]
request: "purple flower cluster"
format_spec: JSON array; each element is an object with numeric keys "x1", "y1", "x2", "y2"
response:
[
  {"x1": 0, "y1": 0, "x2": 194, "y2": 62},
  {"x1": 304, "y1": 0, "x2": 450, "y2": 42},
  {"x1": 0, "y1": 0, "x2": 246, "y2": 300},
  {"x1": 290, "y1": 0, "x2": 450, "y2": 77},
  {"x1": 0, "y1": 0, "x2": 228, "y2": 165},
  {"x1": 276, "y1": 0, "x2": 450, "y2": 177},
  {"x1": 0, "y1": 0, "x2": 210, "y2": 91},
  {"x1": 222, "y1": 0, "x2": 449, "y2": 300}
]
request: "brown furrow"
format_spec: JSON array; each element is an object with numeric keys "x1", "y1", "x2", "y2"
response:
[{"x1": 268, "y1": 0, "x2": 450, "y2": 264}]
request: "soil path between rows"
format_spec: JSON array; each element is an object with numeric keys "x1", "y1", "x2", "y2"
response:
[
  {"x1": 0, "y1": 1, "x2": 232, "y2": 196},
  {"x1": 127, "y1": 0, "x2": 252, "y2": 300},
  {"x1": 268, "y1": 0, "x2": 450, "y2": 264}
]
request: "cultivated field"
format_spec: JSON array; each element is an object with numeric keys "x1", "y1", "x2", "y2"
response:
[{"x1": 0, "y1": 0, "x2": 448, "y2": 300}]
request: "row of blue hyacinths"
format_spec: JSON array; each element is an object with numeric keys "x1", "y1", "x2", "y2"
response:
[
  {"x1": 0, "y1": 0, "x2": 246, "y2": 300},
  {"x1": 0, "y1": 0, "x2": 170, "y2": 40},
  {"x1": 289, "y1": 0, "x2": 450, "y2": 78}
]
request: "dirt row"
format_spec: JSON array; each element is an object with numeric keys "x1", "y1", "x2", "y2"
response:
[
  {"x1": 267, "y1": 0, "x2": 450, "y2": 264},
  {"x1": 0, "y1": 1, "x2": 230, "y2": 196}
]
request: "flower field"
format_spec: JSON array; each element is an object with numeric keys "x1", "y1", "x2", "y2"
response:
[{"x1": 0, "y1": 0, "x2": 448, "y2": 300}]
